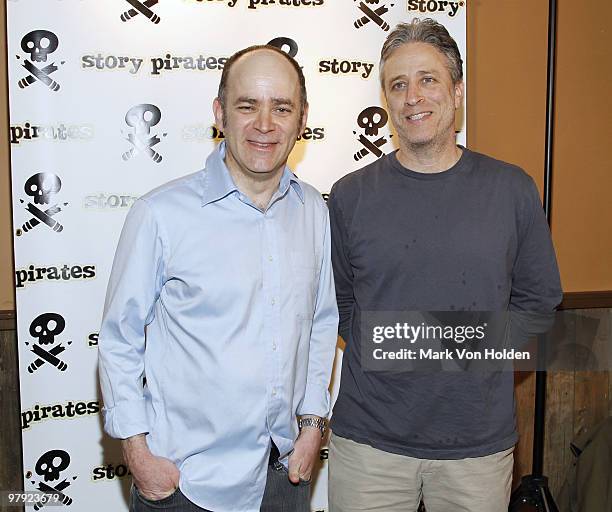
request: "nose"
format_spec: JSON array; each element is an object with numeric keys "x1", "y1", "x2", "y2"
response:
[
  {"x1": 404, "y1": 82, "x2": 424, "y2": 106},
  {"x1": 253, "y1": 108, "x2": 274, "y2": 133}
]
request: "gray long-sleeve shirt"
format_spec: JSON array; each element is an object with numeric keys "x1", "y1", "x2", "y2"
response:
[{"x1": 328, "y1": 147, "x2": 562, "y2": 459}]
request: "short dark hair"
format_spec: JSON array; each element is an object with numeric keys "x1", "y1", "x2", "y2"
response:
[
  {"x1": 380, "y1": 18, "x2": 463, "y2": 88},
  {"x1": 217, "y1": 45, "x2": 307, "y2": 118}
]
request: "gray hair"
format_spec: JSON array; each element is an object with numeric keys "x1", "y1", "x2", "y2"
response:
[{"x1": 379, "y1": 18, "x2": 463, "y2": 88}]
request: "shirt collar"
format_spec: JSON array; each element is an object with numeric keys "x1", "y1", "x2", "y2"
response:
[{"x1": 201, "y1": 142, "x2": 304, "y2": 207}]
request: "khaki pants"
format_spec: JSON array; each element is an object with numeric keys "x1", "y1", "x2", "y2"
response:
[{"x1": 328, "y1": 433, "x2": 513, "y2": 512}]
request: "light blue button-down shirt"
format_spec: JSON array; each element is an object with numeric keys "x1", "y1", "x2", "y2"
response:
[{"x1": 98, "y1": 143, "x2": 338, "y2": 511}]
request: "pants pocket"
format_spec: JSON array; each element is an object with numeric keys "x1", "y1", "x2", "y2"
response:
[
  {"x1": 273, "y1": 461, "x2": 311, "y2": 486},
  {"x1": 133, "y1": 485, "x2": 180, "y2": 509}
]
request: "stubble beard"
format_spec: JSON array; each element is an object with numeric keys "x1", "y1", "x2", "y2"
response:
[{"x1": 398, "y1": 117, "x2": 457, "y2": 159}]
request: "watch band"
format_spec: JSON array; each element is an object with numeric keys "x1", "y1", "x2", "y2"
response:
[{"x1": 298, "y1": 417, "x2": 327, "y2": 437}]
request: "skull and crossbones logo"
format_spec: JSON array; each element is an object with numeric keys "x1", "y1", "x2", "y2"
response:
[
  {"x1": 26, "y1": 449, "x2": 77, "y2": 510},
  {"x1": 353, "y1": 106, "x2": 391, "y2": 161},
  {"x1": 25, "y1": 313, "x2": 72, "y2": 373},
  {"x1": 16, "y1": 173, "x2": 68, "y2": 237},
  {"x1": 122, "y1": 104, "x2": 165, "y2": 163},
  {"x1": 121, "y1": 0, "x2": 161, "y2": 24},
  {"x1": 17, "y1": 30, "x2": 63, "y2": 92},
  {"x1": 354, "y1": 0, "x2": 394, "y2": 32}
]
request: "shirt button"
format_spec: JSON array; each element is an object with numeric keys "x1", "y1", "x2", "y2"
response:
[
  {"x1": 271, "y1": 298, "x2": 275, "y2": 305},
  {"x1": 268, "y1": 255, "x2": 273, "y2": 262},
  {"x1": 272, "y1": 388, "x2": 277, "y2": 396},
  {"x1": 272, "y1": 343, "x2": 277, "y2": 351}
]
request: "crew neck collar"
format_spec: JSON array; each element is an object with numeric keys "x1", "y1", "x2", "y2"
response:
[{"x1": 390, "y1": 145, "x2": 470, "y2": 180}]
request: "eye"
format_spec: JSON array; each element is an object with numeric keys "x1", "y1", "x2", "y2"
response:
[
  {"x1": 237, "y1": 105, "x2": 254, "y2": 112},
  {"x1": 275, "y1": 106, "x2": 292, "y2": 114},
  {"x1": 391, "y1": 81, "x2": 406, "y2": 91},
  {"x1": 422, "y1": 76, "x2": 436, "y2": 84}
]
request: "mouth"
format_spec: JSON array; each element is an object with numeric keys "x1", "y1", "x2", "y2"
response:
[
  {"x1": 406, "y1": 111, "x2": 432, "y2": 121},
  {"x1": 247, "y1": 140, "x2": 278, "y2": 150}
]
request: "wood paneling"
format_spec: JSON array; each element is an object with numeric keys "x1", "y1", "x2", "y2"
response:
[
  {"x1": 550, "y1": 0, "x2": 612, "y2": 292},
  {"x1": 467, "y1": 0, "x2": 549, "y2": 193},
  {"x1": 513, "y1": 371, "x2": 536, "y2": 488},
  {"x1": 560, "y1": 291, "x2": 612, "y2": 310},
  {"x1": 544, "y1": 371, "x2": 575, "y2": 497},
  {"x1": 0, "y1": 0, "x2": 14, "y2": 312},
  {"x1": 542, "y1": 309, "x2": 610, "y2": 498},
  {"x1": 0, "y1": 324, "x2": 23, "y2": 512}
]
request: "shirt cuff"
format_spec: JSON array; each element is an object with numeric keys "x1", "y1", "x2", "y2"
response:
[
  {"x1": 297, "y1": 387, "x2": 331, "y2": 419},
  {"x1": 103, "y1": 398, "x2": 150, "y2": 439}
]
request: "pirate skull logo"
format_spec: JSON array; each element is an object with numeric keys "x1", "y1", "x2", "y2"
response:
[
  {"x1": 35, "y1": 450, "x2": 70, "y2": 482},
  {"x1": 28, "y1": 448, "x2": 76, "y2": 510},
  {"x1": 24, "y1": 173, "x2": 61, "y2": 205},
  {"x1": 17, "y1": 29, "x2": 62, "y2": 92},
  {"x1": 353, "y1": 105, "x2": 391, "y2": 162},
  {"x1": 17, "y1": 173, "x2": 68, "y2": 236},
  {"x1": 125, "y1": 104, "x2": 161, "y2": 136},
  {"x1": 26, "y1": 312, "x2": 71, "y2": 373},
  {"x1": 21, "y1": 30, "x2": 58, "y2": 63},
  {"x1": 357, "y1": 106, "x2": 388, "y2": 137},
  {"x1": 29, "y1": 313, "x2": 65, "y2": 345},
  {"x1": 123, "y1": 104, "x2": 164, "y2": 163}
]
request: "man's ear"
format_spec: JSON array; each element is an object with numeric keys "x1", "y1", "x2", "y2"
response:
[
  {"x1": 299, "y1": 102, "x2": 309, "y2": 137},
  {"x1": 454, "y1": 81, "x2": 464, "y2": 110},
  {"x1": 213, "y1": 97, "x2": 224, "y2": 131}
]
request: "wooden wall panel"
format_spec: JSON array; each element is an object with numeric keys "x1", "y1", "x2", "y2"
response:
[
  {"x1": 0, "y1": 0, "x2": 15, "y2": 311},
  {"x1": 466, "y1": 0, "x2": 549, "y2": 193},
  {"x1": 543, "y1": 371, "x2": 575, "y2": 497},
  {"x1": 542, "y1": 309, "x2": 611, "y2": 499},
  {"x1": 551, "y1": 0, "x2": 612, "y2": 291},
  {"x1": 0, "y1": 319, "x2": 24, "y2": 512},
  {"x1": 513, "y1": 372, "x2": 535, "y2": 489}
]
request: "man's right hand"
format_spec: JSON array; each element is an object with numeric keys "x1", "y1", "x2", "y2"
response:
[{"x1": 122, "y1": 434, "x2": 180, "y2": 501}]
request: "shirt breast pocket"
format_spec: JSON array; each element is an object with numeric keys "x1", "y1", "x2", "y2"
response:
[{"x1": 289, "y1": 250, "x2": 319, "y2": 319}]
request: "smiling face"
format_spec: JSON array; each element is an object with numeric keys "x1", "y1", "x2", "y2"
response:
[
  {"x1": 383, "y1": 42, "x2": 463, "y2": 153},
  {"x1": 213, "y1": 49, "x2": 307, "y2": 182}
]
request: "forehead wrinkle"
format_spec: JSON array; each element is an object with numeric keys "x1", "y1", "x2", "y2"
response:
[{"x1": 389, "y1": 68, "x2": 439, "y2": 79}]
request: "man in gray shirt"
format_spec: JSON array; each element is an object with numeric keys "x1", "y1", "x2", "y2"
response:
[{"x1": 327, "y1": 19, "x2": 562, "y2": 512}]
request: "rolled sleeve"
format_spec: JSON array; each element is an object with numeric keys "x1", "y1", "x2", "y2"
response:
[
  {"x1": 298, "y1": 208, "x2": 338, "y2": 418},
  {"x1": 98, "y1": 199, "x2": 166, "y2": 439}
]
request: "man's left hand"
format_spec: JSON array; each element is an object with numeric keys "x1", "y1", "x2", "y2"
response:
[{"x1": 288, "y1": 427, "x2": 322, "y2": 484}]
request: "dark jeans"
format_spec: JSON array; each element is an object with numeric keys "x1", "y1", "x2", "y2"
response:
[{"x1": 130, "y1": 464, "x2": 310, "y2": 512}]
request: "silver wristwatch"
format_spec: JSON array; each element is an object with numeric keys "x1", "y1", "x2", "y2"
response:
[{"x1": 298, "y1": 416, "x2": 327, "y2": 437}]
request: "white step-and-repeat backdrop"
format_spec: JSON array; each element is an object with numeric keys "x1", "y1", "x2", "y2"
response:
[{"x1": 8, "y1": 1, "x2": 466, "y2": 510}]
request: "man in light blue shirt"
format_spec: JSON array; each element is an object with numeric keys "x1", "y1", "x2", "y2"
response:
[{"x1": 98, "y1": 45, "x2": 338, "y2": 512}]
